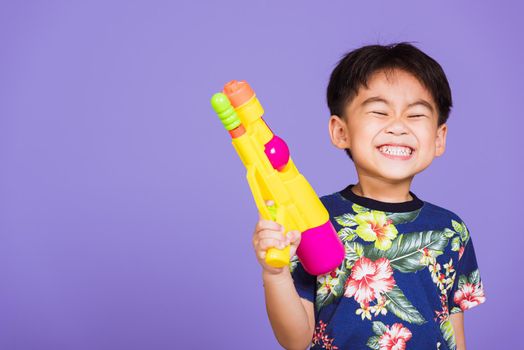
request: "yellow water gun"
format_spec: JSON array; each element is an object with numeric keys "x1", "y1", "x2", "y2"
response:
[{"x1": 210, "y1": 80, "x2": 344, "y2": 275}]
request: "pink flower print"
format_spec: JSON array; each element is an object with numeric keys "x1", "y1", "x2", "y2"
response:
[
  {"x1": 312, "y1": 320, "x2": 327, "y2": 344},
  {"x1": 378, "y1": 323, "x2": 412, "y2": 350},
  {"x1": 344, "y1": 257, "x2": 395, "y2": 304},
  {"x1": 312, "y1": 320, "x2": 338, "y2": 350},
  {"x1": 453, "y1": 282, "x2": 486, "y2": 311},
  {"x1": 458, "y1": 246, "x2": 465, "y2": 260},
  {"x1": 434, "y1": 295, "x2": 450, "y2": 323}
]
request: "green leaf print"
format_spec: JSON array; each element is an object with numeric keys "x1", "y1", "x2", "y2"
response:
[
  {"x1": 363, "y1": 231, "x2": 449, "y2": 273},
  {"x1": 450, "y1": 307, "x2": 462, "y2": 314},
  {"x1": 315, "y1": 269, "x2": 349, "y2": 311},
  {"x1": 469, "y1": 269, "x2": 480, "y2": 285},
  {"x1": 451, "y1": 219, "x2": 464, "y2": 234},
  {"x1": 339, "y1": 227, "x2": 357, "y2": 242},
  {"x1": 443, "y1": 227, "x2": 455, "y2": 238},
  {"x1": 440, "y1": 319, "x2": 456, "y2": 350},
  {"x1": 366, "y1": 335, "x2": 380, "y2": 349},
  {"x1": 345, "y1": 242, "x2": 364, "y2": 269},
  {"x1": 459, "y1": 224, "x2": 470, "y2": 244},
  {"x1": 452, "y1": 219, "x2": 470, "y2": 244},
  {"x1": 386, "y1": 208, "x2": 422, "y2": 225},
  {"x1": 451, "y1": 237, "x2": 461, "y2": 251},
  {"x1": 316, "y1": 292, "x2": 336, "y2": 312},
  {"x1": 352, "y1": 203, "x2": 368, "y2": 214},
  {"x1": 372, "y1": 321, "x2": 387, "y2": 336},
  {"x1": 335, "y1": 213, "x2": 357, "y2": 227},
  {"x1": 457, "y1": 275, "x2": 468, "y2": 290},
  {"x1": 289, "y1": 254, "x2": 299, "y2": 274},
  {"x1": 384, "y1": 285, "x2": 426, "y2": 325}
]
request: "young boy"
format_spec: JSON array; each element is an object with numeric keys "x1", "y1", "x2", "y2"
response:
[{"x1": 252, "y1": 43, "x2": 485, "y2": 350}]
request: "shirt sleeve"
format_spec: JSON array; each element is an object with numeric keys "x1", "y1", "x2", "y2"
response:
[
  {"x1": 448, "y1": 221, "x2": 486, "y2": 314},
  {"x1": 290, "y1": 257, "x2": 317, "y2": 303}
]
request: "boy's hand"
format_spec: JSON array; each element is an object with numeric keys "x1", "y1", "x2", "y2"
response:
[{"x1": 252, "y1": 201, "x2": 301, "y2": 275}]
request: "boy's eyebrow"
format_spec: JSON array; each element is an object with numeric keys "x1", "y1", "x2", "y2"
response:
[{"x1": 361, "y1": 96, "x2": 435, "y2": 113}]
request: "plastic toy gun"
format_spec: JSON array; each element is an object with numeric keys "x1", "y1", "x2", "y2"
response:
[{"x1": 210, "y1": 80, "x2": 344, "y2": 275}]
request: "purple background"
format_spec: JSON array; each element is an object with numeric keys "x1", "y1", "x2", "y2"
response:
[{"x1": 1, "y1": 1, "x2": 521, "y2": 348}]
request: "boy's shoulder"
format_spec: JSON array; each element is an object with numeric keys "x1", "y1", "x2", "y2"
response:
[
  {"x1": 418, "y1": 199, "x2": 472, "y2": 232},
  {"x1": 419, "y1": 199, "x2": 464, "y2": 222}
]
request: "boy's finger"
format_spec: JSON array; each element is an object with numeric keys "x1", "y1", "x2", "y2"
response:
[
  {"x1": 258, "y1": 238, "x2": 287, "y2": 251},
  {"x1": 257, "y1": 230, "x2": 286, "y2": 241},
  {"x1": 256, "y1": 219, "x2": 284, "y2": 232},
  {"x1": 257, "y1": 250, "x2": 267, "y2": 261},
  {"x1": 286, "y1": 230, "x2": 301, "y2": 245},
  {"x1": 253, "y1": 230, "x2": 286, "y2": 249}
]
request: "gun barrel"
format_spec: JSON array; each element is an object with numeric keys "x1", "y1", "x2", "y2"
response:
[{"x1": 223, "y1": 80, "x2": 254, "y2": 108}]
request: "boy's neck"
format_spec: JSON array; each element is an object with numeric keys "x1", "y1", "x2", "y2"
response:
[{"x1": 352, "y1": 176, "x2": 414, "y2": 203}]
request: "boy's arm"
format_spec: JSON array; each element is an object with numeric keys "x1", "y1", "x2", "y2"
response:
[
  {"x1": 263, "y1": 268, "x2": 315, "y2": 350},
  {"x1": 253, "y1": 212, "x2": 315, "y2": 350},
  {"x1": 450, "y1": 313, "x2": 466, "y2": 350}
]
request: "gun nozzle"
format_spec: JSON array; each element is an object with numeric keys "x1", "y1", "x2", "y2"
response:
[
  {"x1": 210, "y1": 93, "x2": 242, "y2": 132},
  {"x1": 210, "y1": 93, "x2": 230, "y2": 113},
  {"x1": 223, "y1": 80, "x2": 255, "y2": 107}
]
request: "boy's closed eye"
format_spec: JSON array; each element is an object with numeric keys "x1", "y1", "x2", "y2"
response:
[
  {"x1": 369, "y1": 111, "x2": 388, "y2": 117},
  {"x1": 368, "y1": 111, "x2": 428, "y2": 119}
]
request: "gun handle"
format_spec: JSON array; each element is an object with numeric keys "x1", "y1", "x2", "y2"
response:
[
  {"x1": 246, "y1": 165, "x2": 291, "y2": 268},
  {"x1": 265, "y1": 204, "x2": 291, "y2": 268},
  {"x1": 266, "y1": 245, "x2": 290, "y2": 268}
]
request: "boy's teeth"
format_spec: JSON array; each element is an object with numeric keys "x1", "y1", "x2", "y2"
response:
[{"x1": 379, "y1": 145, "x2": 413, "y2": 156}]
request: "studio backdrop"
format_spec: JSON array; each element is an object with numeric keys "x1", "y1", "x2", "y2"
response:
[{"x1": 1, "y1": 1, "x2": 521, "y2": 349}]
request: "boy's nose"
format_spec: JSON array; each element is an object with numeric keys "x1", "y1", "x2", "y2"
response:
[{"x1": 385, "y1": 119, "x2": 409, "y2": 135}]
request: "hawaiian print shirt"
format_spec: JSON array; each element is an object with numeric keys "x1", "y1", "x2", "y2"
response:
[{"x1": 291, "y1": 185, "x2": 486, "y2": 350}]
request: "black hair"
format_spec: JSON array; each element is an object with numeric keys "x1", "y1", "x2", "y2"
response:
[{"x1": 326, "y1": 42, "x2": 452, "y2": 160}]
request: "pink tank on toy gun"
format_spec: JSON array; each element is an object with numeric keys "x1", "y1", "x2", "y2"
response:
[{"x1": 210, "y1": 80, "x2": 345, "y2": 275}]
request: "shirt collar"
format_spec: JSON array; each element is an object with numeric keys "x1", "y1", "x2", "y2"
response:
[{"x1": 339, "y1": 184, "x2": 424, "y2": 213}]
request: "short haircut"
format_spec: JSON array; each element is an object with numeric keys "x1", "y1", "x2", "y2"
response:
[{"x1": 326, "y1": 42, "x2": 453, "y2": 160}]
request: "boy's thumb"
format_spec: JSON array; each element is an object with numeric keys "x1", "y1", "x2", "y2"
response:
[{"x1": 288, "y1": 230, "x2": 301, "y2": 245}]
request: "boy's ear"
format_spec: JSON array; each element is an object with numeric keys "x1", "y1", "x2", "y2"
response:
[
  {"x1": 328, "y1": 115, "x2": 351, "y2": 149},
  {"x1": 435, "y1": 123, "x2": 448, "y2": 157}
]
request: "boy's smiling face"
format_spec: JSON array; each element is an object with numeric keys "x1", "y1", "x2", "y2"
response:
[{"x1": 329, "y1": 68, "x2": 448, "y2": 183}]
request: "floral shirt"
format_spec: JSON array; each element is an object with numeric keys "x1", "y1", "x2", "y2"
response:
[{"x1": 291, "y1": 185, "x2": 486, "y2": 350}]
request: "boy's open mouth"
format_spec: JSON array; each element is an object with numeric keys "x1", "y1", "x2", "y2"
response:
[{"x1": 377, "y1": 144, "x2": 414, "y2": 160}]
